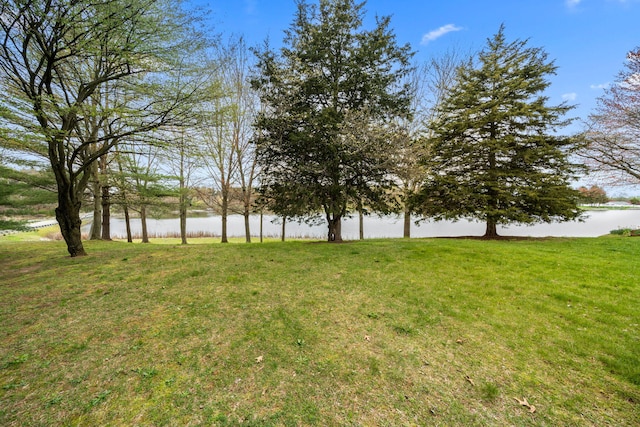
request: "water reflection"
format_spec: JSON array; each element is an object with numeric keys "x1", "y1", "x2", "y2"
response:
[{"x1": 98, "y1": 209, "x2": 640, "y2": 239}]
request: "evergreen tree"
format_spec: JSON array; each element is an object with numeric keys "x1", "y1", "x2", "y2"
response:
[
  {"x1": 251, "y1": 0, "x2": 413, "y2": 241},
  {"x1": 412, "y1": 26, "x2": 583, "y2": 238}
]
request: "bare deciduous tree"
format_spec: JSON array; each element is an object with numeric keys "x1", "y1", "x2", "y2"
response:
[
  {"x1": 581, "y1": 47, "x2": 640, "y2": 187},
  {"x1": 395, "y1": 50, "x2": 467, "y2": 237}
]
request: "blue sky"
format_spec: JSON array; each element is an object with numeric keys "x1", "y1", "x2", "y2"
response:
[{"x1": 195, "y1": 0, "x2": 638, "y2": 133}]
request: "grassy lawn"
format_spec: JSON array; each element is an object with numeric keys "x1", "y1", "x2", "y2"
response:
[{"x1": 0, "y1": 236, "x2": 638, "y2": 426}]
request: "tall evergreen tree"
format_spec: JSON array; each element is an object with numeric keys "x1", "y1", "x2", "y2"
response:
[
  {"x1": 412, "y1": 26, "x2": 583, "y2": 238},
  {"x1": 251, "y1": 0, "x2": 413, "y2": 241}
]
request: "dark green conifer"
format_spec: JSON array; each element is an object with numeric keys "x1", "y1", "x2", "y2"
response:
[
  {"x1": 252, "y1": 0, "x2": 413, "y2": 241},
  {"x1": 413, "y1": 26, "x2": 583, "y2": 238}
]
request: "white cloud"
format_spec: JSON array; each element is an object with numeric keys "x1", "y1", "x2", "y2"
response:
[
  {"x1": 590, "y1": 82, "x2": 610, "y2": 89},
  {"x1": 562, "y1": 92, "x2": 578, "y2": 101},
  {"x1": 420, "y1": 24, "x2": 463, "y2": 45},
  {"x1": 566, "y1": 0, "x2": 582, "y2": 7}
]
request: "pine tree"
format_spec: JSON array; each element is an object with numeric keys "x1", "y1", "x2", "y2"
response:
[
  {"x1": 412, "y1": 26, "x2": 583, "y2": 238},
  {"x1": 251, "y1": 0, "x2": 413, "y2": 241}
]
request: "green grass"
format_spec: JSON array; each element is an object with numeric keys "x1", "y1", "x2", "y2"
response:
[{"x1": 0, "y1": 237, "x2": 639, "y2": 426}]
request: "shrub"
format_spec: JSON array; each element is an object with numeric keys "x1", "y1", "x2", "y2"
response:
[
  {"x1": 610, "y1": 228, "x2": 631, "y2": 235},
  {"x1": 610, "y1": 228, "x2": 640, "y2": 236}
]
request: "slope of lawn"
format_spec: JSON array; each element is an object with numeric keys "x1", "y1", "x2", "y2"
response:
[{"x1": 0, "y1": 237, "x2": 638, "y2": 426}]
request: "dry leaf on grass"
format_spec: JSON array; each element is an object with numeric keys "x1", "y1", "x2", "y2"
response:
[
  {"x1": 514, "y1": 397, "x2": 536, "y2": 413},
  {"x1": 255, "y1": 355, "x2": 263, "y2": 364}
]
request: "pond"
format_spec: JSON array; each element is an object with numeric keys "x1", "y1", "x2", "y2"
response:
[{"x1": 99, "y1": 209, "x2": 640, "y2": 240}]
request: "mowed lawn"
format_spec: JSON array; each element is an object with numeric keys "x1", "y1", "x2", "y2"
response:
[{"x1": 0, "y1": 237, "x2": 638, "y2": 426}]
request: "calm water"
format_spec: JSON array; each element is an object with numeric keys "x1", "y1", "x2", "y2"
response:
[{"x1": 98, "y1": 210, "x2": 640, "y2": 240}]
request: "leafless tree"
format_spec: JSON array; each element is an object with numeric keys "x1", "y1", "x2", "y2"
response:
[
  {"x1": 395, "y1": 49, "x2": 468, "y2": 237},
  {"x1": 581, "y1": 47, "x2": 640, "y2": 187}
]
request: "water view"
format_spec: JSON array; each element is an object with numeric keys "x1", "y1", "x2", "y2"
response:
[{"x1": 101, "y1": 209, "x2": 640, "y2": 240}]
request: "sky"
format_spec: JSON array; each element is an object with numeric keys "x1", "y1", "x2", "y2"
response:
[
  {"x1": 194, "y1": 0, "x2": 638, "y2": 123},
  {"x1": 190, "y1": 0, "x2": 639, "y2": 193}
]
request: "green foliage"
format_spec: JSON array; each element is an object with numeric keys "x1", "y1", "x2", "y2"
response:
[
  {"x1": 479, "y1": 381, "x2": 500, "y2": 402},
  {"x1": 412, "y1": 26, "x2": 583, "y2": 237},
  {"x1": 610, "y1": 228, "x2": 631, "y2": 236},
  {"x1": 0, "y1": 220, "x2": 29, "y2": 232},
  {"x1": 252, "y1": 0, "x2": 413, "y2": 240},
  {"x1": 610, "y1": 228, "x2": 640, "y2": 237},
  {"x1": 0, "y1": 166, "x2": 57, "y2": 214},
  {"x1": 0, "y1": 0, "x2": 208, "y2": 256}
]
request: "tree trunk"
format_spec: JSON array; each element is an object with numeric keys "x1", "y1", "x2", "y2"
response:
[
  {"x1": 221, "y1": 211, "x2": 228, "y2": 243},
  {"x1": 243, "y1": 211, "x2": 251, "y2": 243},
  {"x1": 124, "y1": 205, "x2": 133, "y2": 243},
  {"x1": 89, "y1": 171, "x2": 101, "y2": 240},
  {"x1": 141, "y1": 205, "x2": 149, "y2": 243},
  {"x1": 178, "y1": 150, "x2": 187, "y2": 245},
  {"x1": 281, "y1": 216, "x2": 286, "y2": 242},
  {"x1": 485, "y1": 150, "x2": 499, "y2": 239},
  {"x1": 358, "y1": 207, "x2": 364, "y2": 240},
  {"x1": 55, "y1": 191, "x2": 87, "y2": 257},
  {"x1": 484, "y1": 219, "x2": 499, "y2": 238},
  {"x1": 179, "y1": 205, "x2": 187, "y2": 245},
  {"x1": 260, "y1": 210, "x2": 264, "y2": 243},
  {"x1": 403, "y1": 182, "x2": 412, "y2": 238},
  {"x1": 179, "y1": 179, "x2": 187, "y2": 245},
  {"x1": 101, "y1": 185, "x2": 111, "y2": 240},
  {"x1": 221, "y1": 191, "x2": 229, "y2": 243},
  {"x1": 116, "y1": 147, "x2": 132, "y2": 243},
  {"x1": 328, "y1": 216, "x2": 343, "y2": 242},
  {"x1": 403, "y1": 207, "x2": 411, "y2": 238}
]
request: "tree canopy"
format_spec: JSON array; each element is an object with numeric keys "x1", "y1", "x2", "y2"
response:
[
  {"x1": 412, "y1": 26, "x2": 583, "y2": 238},
  {"x1": 251, "y1": 0, "x2": 413, "y2": 241},
  {"x1": 581, "y1": 47, "x2": 640, "y2": 186},
  {"x1": 0, "y1": 2, "x2": 613, "y2": 247},
  {"x1": 0, "y1": 0, "x2": 205, "y2": 255}
]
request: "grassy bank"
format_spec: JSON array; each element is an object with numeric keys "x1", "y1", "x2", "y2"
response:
[{"x1": 1, "y1": 237, "x2": 639, "y2": 426}]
